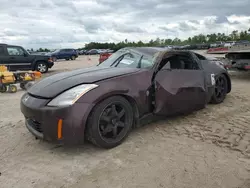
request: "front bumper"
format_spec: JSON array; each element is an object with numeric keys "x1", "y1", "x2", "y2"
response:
[
  {"x1": 20, "y1": 93, "x2": 93, "y2": 145},
  {"x1": 48, "y1": 62, "x2": 54, "y2": 68}
]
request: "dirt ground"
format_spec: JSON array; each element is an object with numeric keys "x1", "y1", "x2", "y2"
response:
[{"x1": 0, "y1": 53, "x2": 250, "y2": 188}]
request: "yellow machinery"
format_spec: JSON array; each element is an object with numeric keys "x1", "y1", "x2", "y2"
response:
[{"x1": 0, "y1": 66, "x2": 42, "y2": 93}]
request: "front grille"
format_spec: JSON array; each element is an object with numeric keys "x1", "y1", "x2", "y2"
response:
[{"x1": 27, "y1": 118, "x2": 43, "y2": 133}]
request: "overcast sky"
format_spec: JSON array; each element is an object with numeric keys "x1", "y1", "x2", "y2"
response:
[{"x1": 0, "y1": 0, "x2": 250, "y2": 49}]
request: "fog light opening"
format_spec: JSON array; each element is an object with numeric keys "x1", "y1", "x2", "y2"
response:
[{"x1": 57, "y1": 119, "x2": 63, "y2": 139}]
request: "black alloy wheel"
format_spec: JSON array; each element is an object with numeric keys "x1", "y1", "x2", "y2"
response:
[
  {"x1": 99, "y1": 103, "x2": 127, "y2": 140},
  {"x1": 210, "y1": 74, "x2": 228, "y2": 104},
  {"x1": 86, "y1": 96, "x2": 133, "y2": 148}
]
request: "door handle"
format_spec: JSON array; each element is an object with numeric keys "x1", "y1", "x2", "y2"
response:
[{"x1": 10, "y1": 57, "x2": 15, "y2": 59}]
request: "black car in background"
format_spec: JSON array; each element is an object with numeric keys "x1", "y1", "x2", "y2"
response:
[
  {"x1": 86, "y1": 49, "x2": 100, "y2": 55},
  {"x1": 0, "y1": 44, "x2": 54, "y2": 73},
  {"x1": 78, "y1": 50, "x2": 87, "y2": 55}
]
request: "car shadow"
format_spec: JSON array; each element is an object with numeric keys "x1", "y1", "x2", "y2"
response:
[
  {"x1": 34, "y1": 112, "x2": 197, "y2": 156},
  {"x1": 36, "y1": 138, "x2": 108, "y2": 156}
]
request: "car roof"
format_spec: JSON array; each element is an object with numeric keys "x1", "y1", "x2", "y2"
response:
[
  {"x1": 0, "y1": 44, "x2": 23, "y2": 48},
  {"x1": 123, "y1": 47, "x2": 193, "y2": 58},
  {"x1": 123, "y1": 47, "x2": 167, "y2": 57}
]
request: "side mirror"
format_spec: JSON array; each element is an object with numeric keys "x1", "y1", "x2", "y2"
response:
[{"x1": 24, "y1": 53, "x2": 28, "y2": 57}]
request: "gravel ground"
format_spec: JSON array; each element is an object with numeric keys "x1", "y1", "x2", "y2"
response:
[{"x1": 0, "y1": 53, "x2": 250, "y2": 188}]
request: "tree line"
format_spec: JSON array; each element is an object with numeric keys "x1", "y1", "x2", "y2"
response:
[
  {"x1": 82, "y1": 29, "x2": 250, "y2": 51},
  {"x1": 29, "y1": 29, "x2": 250, "y2": 52}
]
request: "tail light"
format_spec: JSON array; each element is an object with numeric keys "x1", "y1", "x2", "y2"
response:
[{"x1": 48, "y1": 57, "x2": 53, "y2": 62}]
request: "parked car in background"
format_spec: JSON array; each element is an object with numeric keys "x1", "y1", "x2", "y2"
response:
[
  {"x1": 78, "y1": 50, "x2": 87, "y2": 55},
  {"x1": 106, "y1": 49, "x2": 114, "y2": 53},
  {"x1": 234, "y1": 40, "x2": 250, "y2": 45},
  {"x1": 224, "y1": 51, "x2": 250, "y2": 70},
  {"x1": 48, "y1": 48, "x2": 78, "y2": 61},
  {"x1": 210, "y1": 41, "x2": 224, "y2": 48},
  {"x1": 86, "y1": 49, "x2": 100, "y2": 55},
  {"x1": 0, "y1": 43, "x2": 54, "y2": 73},
  {"x1": 196, "y1": 43, "x2": 210, "y2": 49},
  {"x1": 224, "y1": 41, "x2": 235, "y2": 47},
  {"x1": 99, "y1": 52, "x2": 113, "y2": 64}
]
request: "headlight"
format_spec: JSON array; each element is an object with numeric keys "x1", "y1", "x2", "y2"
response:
[{"x1": 47, "y1": 84, "x2": 98, "y2": 107}]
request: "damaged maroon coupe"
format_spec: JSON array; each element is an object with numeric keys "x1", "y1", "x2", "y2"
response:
[{"x1": 20, "y1": 47, "x2": 231, "y2": 148}]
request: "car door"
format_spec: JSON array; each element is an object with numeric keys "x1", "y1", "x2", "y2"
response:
[
  {"x1": 66, "y1": 49, "x2": 73, "y2": 58},
  {"x1": 62, "y1": 49, "x2": 69, "y2": 59},
  {"x1": 5, "y1": 46, "x2": 33, "y2": 71},
  {"x1": 57, "y1": 49, "x2": 66, "y2": 59},
  {"x1": 153, "y1": 52, "x2": 207, "y2": 116}
]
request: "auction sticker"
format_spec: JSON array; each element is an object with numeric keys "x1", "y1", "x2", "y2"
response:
[{"x1": 211, "y1": 74, "x2": 215, "y2": 85}]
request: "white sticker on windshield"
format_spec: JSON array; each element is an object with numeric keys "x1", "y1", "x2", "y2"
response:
[
  {"x1": 211, "y1": 74, "x2": 215, "y2": 85},
  {"x1": 120, "y1": 59, "x2": 134, "y2": 65}
]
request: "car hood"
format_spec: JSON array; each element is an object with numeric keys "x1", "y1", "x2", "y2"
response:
[
  {"x1": 45, "y1": 52, "x2": 56, "y2": 56},
  {"x1": 29, "y1": 54, "x2": 50, "y2": 58},
  {"x1": 27, "y1": 66, "x2": 140, "y2": 98}
]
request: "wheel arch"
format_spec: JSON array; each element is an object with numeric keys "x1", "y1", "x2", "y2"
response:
[
  {"x1": 222, "y1": 72, "x2": 231, "y2": 93},
  {"x1": 33, "y1": 60, "x2": 48, "y2": 69},
  {"x1": 34, "y1": 60, "x2": 49, "y2": 73}
]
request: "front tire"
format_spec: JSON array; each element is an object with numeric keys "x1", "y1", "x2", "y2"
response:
[
  {"x1": 86, "y1": 96, "x2": 134, "y2": 149},
  {"x1": 210, "y1": 74, "x2": 228, "y2": 104},
  {"x1": 36, "y1": 62, "x2": 48, "y2": 73},
  {"x1": 71, "y1": 55, "x2": 76, "y2": 60}
]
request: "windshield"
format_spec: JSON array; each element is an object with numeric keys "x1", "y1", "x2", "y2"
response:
[
  {"x1": 51, "y1": 49, "x2": 60, "y2": 53},
  {"x1": 24, "y1": 49, "x2": 30, "y2": 55},
  {"x1": 98, "y1": 50, "x2": 154, "y2": 68}
]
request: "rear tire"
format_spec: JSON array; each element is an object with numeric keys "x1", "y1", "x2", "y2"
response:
[
  {"x1": 36, "y1": 62, "x2": 48, "y2": 73},
  {"x1": 86, "y1": 96, "x2": 134, "y2": 149},
  {"x1": 71, "y1": 55, "x2": 76, "y2": 60},
  {"x1": 210, "y1": 74, "x2": 228, "y2": 104}
]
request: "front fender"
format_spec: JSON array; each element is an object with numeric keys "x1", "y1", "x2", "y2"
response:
[
  {"x1": 76, "y1": 70, "x2": 153, "y2": 116},
  {"x1": 77, "y1": 80, "x2": 134, "y2": 105}
]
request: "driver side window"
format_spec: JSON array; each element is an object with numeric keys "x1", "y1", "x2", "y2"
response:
[
  {"x1": 161, "y1": 54, "x2": 199, "y2": 70},
  {"x1": 7, "y1": 47, "x2": 25, "y2": 56}
]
